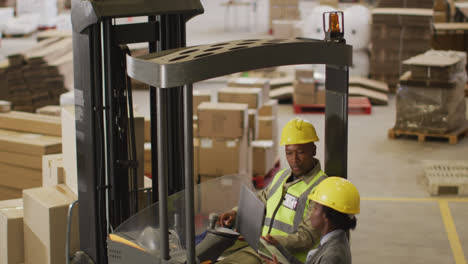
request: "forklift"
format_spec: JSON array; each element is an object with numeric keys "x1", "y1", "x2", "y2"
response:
[{"x1": 70, "y1": 0, "x2": 351, "y2": 263}]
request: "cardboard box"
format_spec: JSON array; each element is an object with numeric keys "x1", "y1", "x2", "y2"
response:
[
  {"x1": 293, "y1": 90, "x2": 326, "y2": 105},
  {"x1": 270, "y1": 6, "x2": 283, "y2": 19},
  {"x1": 198, "y1": 174, "x2": 248, "y2": 214},
  {"x1": 0, "y1": 111, "x2": 61, "y2": 137},
  {"x1": 23, "y1": 185, "x2": 79, "y2": 264},
  {"x1": 0, "y1": 129, "x2": 62, "y2": 156},
  {"x1": 293, "y1": 81, "x2": 316, "y2": 96},
  {"x1": 0, "y1": 163, "x2": 42, "y2": 190},
  {"x1": 61, "y1": 106, "x2": 77, "y2": 195},
  {"x1": 252, "y1": 140, "x2": 275, "y2": 176},
  {"x1": 0, "y1": 186, "x2": 23, "y2": 201},
  {"x1": 258, "y1": 117, "x2": 278, "y2": 142},
  {"x1": 295, "y1": 69, "x2": 315, "y2": 83},
  {"x1": 42, "y1": 153, "x2": 65, "y2": 187},
  {"x1": 248, "y1": 109, "x2": 259, "y2": 140},
  {"x1": 228, "y1": 77, "x2": 271, "y2": 102},
  {"x1": 0, "y1": 198, "x2": 24, "y2": 264},
  {"x1": 36, "y1": 105, "x2": 62, "y2": 117},
  {"x1": 0, "y1": 150, "x2": 42, "y2": 170},
  {"x1": 144, "y1": 139, "x2": 199, "y2": 183},
  {"x1": 218, "y1": 87, "x2": 263, "y2": 109},
  {"x1": 144, "y1": 118, "x2": 151, "y2": 142},
  {"x1": 199, "y1": 136, "x2": 248, "y2": 176},
  {"x1": 193, "y1": 90, "x2": 212, "y2": 114},
  {"x1": 258, "y1": 100, "x2": 279, "y2": 117},
  {"x1": 197, "y1": 102, "x2": 248, "y2": 139}
]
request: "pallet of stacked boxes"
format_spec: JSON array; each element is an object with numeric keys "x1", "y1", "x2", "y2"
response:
[
  {"x1": 370, "y1": 8, "x2": 433, "y2": 91},
  {"x1": 389, "y1": 50, "x2": 468, "y2": 143},
  {"x1": 0, "y1": 37, "x2": 72, "y2": 112},
  {"x1": 269, "y1": 0, "x2": 300, "y2": 31},
  {"x1": 197, "y1": 102, "x2": 251, "y2": 180},
  {"x1": 0, "y1": 111, "x2": 62, "y2": 200},
  {"x1": 293, "y1": 68, "x2": 323, "y2": 106},
  {"x1": 197, "y1": 102, "x2": 251, "y2": 213}
]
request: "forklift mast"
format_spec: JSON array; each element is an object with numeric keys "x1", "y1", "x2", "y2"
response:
[
  {"x1": 71, "y1": 0, "x2": 351, "y2": 263},
  {"x1": 71, "y1": 0, "x2": 203, "y2": 263}
]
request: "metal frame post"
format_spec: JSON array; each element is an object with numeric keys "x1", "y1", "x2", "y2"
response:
[
  {"x1": 183, "y1": 84, "x2": 196, "y2": 264},
  {"x1": 324, "y1": 65, "x2": 349, "y2": 178}
]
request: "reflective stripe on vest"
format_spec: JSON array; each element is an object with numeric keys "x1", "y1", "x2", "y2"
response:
[{"x1": 263, "y1": 168, "x2": 326, "y2": 236}]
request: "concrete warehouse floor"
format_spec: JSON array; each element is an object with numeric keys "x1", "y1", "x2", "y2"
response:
[{"x1": 1, "y1": 0, "x2": 468, "y2": 263}]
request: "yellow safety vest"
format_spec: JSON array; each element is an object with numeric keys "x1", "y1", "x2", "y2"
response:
[{"x1": 262, "y1": 168, "x2": 327, "y2": 262}]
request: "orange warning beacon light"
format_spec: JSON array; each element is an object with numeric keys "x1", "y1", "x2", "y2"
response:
[{"x1": 322, "y1": 11, "x2": 344, "y2": 42}]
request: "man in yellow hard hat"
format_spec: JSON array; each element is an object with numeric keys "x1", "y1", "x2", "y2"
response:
[
  {"x1": 262, "y1": 177, "x2": 360, "y2": 264},
  {"x1": 218, "y1": 118, "x2": 327, "y2": 264}
]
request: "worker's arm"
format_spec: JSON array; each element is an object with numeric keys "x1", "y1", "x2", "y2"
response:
[
  {"x1": 273, "y1": 202, "x2": 321, "y2": 253},
  {"x1": 218, "y1": 186, "x2": 269, "y2": 227}
]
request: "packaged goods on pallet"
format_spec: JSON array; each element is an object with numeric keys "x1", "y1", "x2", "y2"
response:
[
  {"x1": 269, "y1": 0, "x2": 300, "y2": 29},
  {"x1": 23, "y1": 185, "x2": 79, "y2": 264},
  {"x1": 370, "y1": 8, "x2": 433, "y2": 91},
  {"x1": 17, "y1": 0, "x2": 58, "y2": 28},
  {"x1": 293, "y1": 68, "x2": 325, "y2": 105},
  {"x1": 0, "y1": 111, "x2": 61, "y2": 195},
  {"x1": 0, "y1": 0, "x2": 15, "y2": 8},
  {"x1": 198, "y1": 102, "x2": 248, "y2": 139},
  {"x1": 395, "y1": 50, "x2": 467, "y2": 134},
  {"x1": 432, "y1": 23, "x2": 468, "y2": 74},
  {"x1": 0, "y1": 198, "x2": 24, "y2": 264},
  {"x1": 258, "y1": 99, "x2": 278, "y2": 117},
  {"x1": 377, "y1": 0, "x2": 435, "y2": 8},
  {"x1": 0, "y1": 37, "x2": 72, "y2": 112}
]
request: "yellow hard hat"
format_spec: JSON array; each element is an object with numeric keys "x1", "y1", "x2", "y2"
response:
[
  {"x1": 308, "y1": 177, "x2": 360, "y2": 215},
  {"x1": 279, "y1": 118, "x2": 319, "y2": 146}
]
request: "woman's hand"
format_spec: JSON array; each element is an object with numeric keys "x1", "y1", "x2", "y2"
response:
[{"x1": 261, "y1": 234, "x2": 279, "y2": 246}]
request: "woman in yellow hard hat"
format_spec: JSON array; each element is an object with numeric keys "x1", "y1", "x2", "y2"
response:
[{"x1": 262, "y1": 177, "x2": 360, "y2": 264}]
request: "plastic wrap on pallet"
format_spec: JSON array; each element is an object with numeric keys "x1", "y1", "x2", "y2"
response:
[{"x1": 395, "y1": 71, "x2": 467, "y2": 134}]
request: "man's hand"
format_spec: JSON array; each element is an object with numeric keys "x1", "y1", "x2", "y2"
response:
[
  {"x1": 261, "y1": 234, "x2": 279, "y2": 246},
  {"x1": 263, "y1": 255, "x2": 279, "y2": 264},
  {"x1": 217, "y1": 210, "x2": 237, "y2": 227}
]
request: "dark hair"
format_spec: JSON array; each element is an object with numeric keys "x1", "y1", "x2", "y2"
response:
[{"x1": 322, "y1": 205, "x2": 357, "y2": 231}]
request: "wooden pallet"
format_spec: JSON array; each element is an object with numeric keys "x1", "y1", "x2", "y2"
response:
[
  {"x1": 3, "y1": 31, "x2": 35, "y2": 38},
  {"x1": 388, "y1": 122, "x2": 468, "y2": 144},
  {"x1": 293, "y1": 96, "x2": 372, "y2": 115},
  {"x1": 424, "y1": 160, "x2": 468, "y2": 195}
]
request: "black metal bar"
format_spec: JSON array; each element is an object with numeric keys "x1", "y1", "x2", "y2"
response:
[
  {"x1": 149, "y1": 15, "x2": 159, "y2": 204},
  {"x1": 113, "y1": 22, "x2": 159, "y2": 45},
  {"x1": 183, "y1": 84, "x2": 195, "y2": 264},
  {"x1": 73, "y1": 23, "x2": 107, "y2": 263},
  {"x1": 324, "y1": 65, "x2": 349, "y2": 179},
  {"x1": 157, "y1": 87, "x2": 170, "y2": 260}
]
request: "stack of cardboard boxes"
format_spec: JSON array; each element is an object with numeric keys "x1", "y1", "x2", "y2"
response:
[
  {"x1": 0, "y1": 111, "x2": 62, "y2": 200},
  {"x1": 0, "y1": 37, "x2": 72, "y2": 112},
  {"x1": 197, "y1": 102, "x2": 251, "y2": 182},
  {"x1": 270, "y1": 0, "x2": 300, "y2": 37},
  {"x1": 293, "y1": 68, "x2": 322, "y2": 106},
  {"x1": 395, "y1": 50, "x2": 467, "y2": 134},
  {"x1": 370, "y1": 8, "x2": 434, "y2": 91}
]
